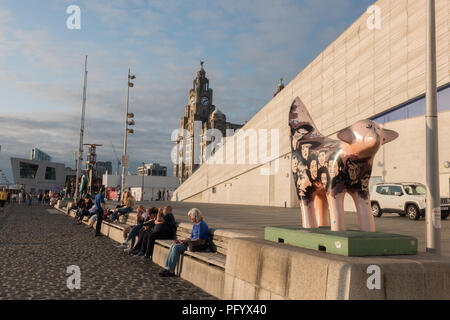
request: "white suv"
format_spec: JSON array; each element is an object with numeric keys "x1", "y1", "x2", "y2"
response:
[{"x1": 371, "y1": 183, "x2": 426, "y2": 220}]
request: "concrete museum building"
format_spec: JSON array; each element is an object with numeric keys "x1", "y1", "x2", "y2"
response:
[{"x1": 173, "y1": 0, "x2": 450, "y2": 208}]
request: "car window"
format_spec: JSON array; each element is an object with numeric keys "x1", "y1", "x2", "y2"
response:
[
  {"x1": 389, "y1": 186, "x2": 403, "y2": 195},
  {"x1": 404, "y1": 186, "x2": 413, "y2": 194},
  {"x1": 376, "y1": 186, "x2": 389, "y2": 195},
  {"x1": 404, "y1": 184, "x2": 426, "y2": 195}
]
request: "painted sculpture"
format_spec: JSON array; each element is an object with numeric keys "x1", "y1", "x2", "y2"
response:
[{"x1": 289, "y1": 97, "x2": 399, "y2": 232}]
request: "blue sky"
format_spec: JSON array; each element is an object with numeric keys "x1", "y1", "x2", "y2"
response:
[{"x1": 0, "y1": 0, "x2": 375, "y2": 182}]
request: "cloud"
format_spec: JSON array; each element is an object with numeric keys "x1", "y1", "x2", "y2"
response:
[{"x1": 0, "y1": 0, "x2": 374, "y2": 183}]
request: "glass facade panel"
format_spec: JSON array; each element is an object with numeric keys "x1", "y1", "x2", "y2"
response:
[
  {"x1": 372, "y1": 85, "x2": 450, "y2": 124},
  {"x1": 45, "y1": 167, "x2": 56, "y2": 180},
  {"x1": 19, "y1": 162, "x2": 39, "y2": 179}
]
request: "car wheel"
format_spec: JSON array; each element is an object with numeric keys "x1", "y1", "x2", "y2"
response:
[
  {"x1": 371, "y1": 203, "x2": 382, "y2": 217},
  {"x1": 406, "y1": 205, "x2": 420, "y2": 220}
]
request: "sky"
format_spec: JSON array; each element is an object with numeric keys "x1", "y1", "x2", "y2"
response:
[{"x1": 0, "y1": 0, "x2": 375, "y2": 182}]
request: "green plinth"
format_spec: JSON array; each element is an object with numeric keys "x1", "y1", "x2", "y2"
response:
[{"x1": 264, "y1": 226, "x2": 418, "y2": 256}]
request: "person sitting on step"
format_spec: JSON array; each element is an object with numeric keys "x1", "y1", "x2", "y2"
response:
[
  {"x1": 75, "y1": 195, "x2": 94, "y2": 224},
  {"x1": 119, "y1": 205, "x2": 154, "y2": 250},
  {"x1": 138, "y1": 205, "x2": 177, "y2": 260},
  {"x1": 159, "y1": 208, "x2": 209, "y2": 277},
  {"x1": 109, "y1": 191, "x2": 135, "y2": 222}
]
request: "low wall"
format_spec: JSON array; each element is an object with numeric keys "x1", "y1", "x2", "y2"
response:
[
  {"x1": 224, "y1": 238, "x2": 450, "y2": 300},
  {"x1": 58, "y1": 205, "x2": 450, "y2": 300},
  {"x1": 152, "y1": 245, "x2": 226, "y2": 299}
]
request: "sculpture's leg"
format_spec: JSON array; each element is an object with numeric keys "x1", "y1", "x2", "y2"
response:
[
  {"x1": 326, "y1": 192, "x2": 346, "y2": 231},
  {"x1": 299, "y1": 199, "x2": 318, "y2": 228},
  {"x1": 350, "y1": 192, "x2": 375, "y2": 232},
  {"x1": 314, "y1": 191, "x2": 330, "y2": 227}
]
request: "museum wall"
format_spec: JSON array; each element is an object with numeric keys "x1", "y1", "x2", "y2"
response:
[{"x1": 173, "y1": 0, "x2": 450, "y2": 207}]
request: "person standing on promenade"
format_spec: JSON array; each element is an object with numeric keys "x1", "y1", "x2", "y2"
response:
[
  {"x1": 26, "y1": 192, "x2": 32, "y2": 206},
  {"x1": 18, "y1": 190, "x2": 24, "y2": 205},
  {"x1": 94, "y1": 186, "x2": 107, "y2": 237},
  {"x1": 0, "y1": 187, "x2": 8, "y2": 212}
]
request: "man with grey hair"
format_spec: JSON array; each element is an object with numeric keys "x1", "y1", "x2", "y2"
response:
[{"x1": 159, "y1": 208, "x2": 209, "y2": 277}]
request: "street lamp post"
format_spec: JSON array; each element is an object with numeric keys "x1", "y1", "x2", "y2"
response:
[
  {"x1": 120, "y1": 68, "x2": 136, "y2": 195},
  {"x1": 141, "y1": 162, "x2": 145, "y2": 202},
  {"x1": 425, "y1": 0, "x2": 440, "y2": 254}
]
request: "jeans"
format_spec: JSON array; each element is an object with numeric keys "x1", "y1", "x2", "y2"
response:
[
  {"x1": 127, "y1": 224, "x2": 143, "y2": 247},
  {"x1": 77, "y1": 208, "x2": 90, "y2": 221},
  {"x1": 165, "y1": 243, "x2": 187, "y2": 273},
  {"x1": 112, "y1": 207, "x2": 133, "y2": 221},
  {"x1": 95, "y1": 211, "x2": 103, "y2": 236}
]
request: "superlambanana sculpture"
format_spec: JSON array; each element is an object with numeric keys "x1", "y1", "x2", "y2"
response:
[{"x1": 289, "y1": 97, "x2": 398, "y2": 232}]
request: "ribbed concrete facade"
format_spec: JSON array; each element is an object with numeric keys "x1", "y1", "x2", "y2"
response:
[{"x1": 173, "y1": 0, "x2": 450, "y2": 207}]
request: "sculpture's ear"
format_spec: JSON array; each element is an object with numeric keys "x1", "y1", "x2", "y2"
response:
[
  {"x1": 381, "y1": 128, "x2": 399, "y2": 145},
  {"x1": 337, "y1": 126, "x2": 356, "y2": 145}
]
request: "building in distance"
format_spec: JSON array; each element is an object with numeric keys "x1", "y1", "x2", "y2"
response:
[
  {"x1": 11, "y1": 157, "x2": 66, "y2": 193},
  {"x1": 30, "y1": 148, "x2": 52, "y2": 162},
  {"x1": 138, "y1": 163, "x2": 167, "y2": 176},
  {"x1": 97, "y1": 161, "x2": 113, "y2": 178}
]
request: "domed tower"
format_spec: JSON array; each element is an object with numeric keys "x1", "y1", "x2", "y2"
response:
[
  {"x1": 174, "y1": 62, "x2": 243, "y2": 184},
  {"x1": 188, "y1": 61, "x2": 214, "y2": 121}
]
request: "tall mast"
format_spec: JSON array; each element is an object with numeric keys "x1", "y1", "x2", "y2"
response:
[{"x1": 74, "y1": 55, "x2": 88, "y2": 201}]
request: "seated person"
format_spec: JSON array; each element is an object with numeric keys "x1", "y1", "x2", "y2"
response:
[
  {"x1": 129, "y1": 207, "x2": 163, "y2": 255},
  {"x1": 86, "y1": 205, "x2": 102, "y2": 228},
  {"x1": 109, "y1": 191, "x2": 135, "y2": 222},
  {"x1": 119, "y1": 205, "x2": 147, "y2": 242},
  {"x1": 118, "y1": 205, "x2": 148, "y2": 248},
  {"x1": 73, "y1": 195, "x2": 87, "y2": 215},
  {"x1": 159, "y1": 208, "x2": 209, "y2": 277},
  {"x1": 122, "y1": 207, "x2": 158, "y2": 252},
  {"x1": 49, "y1": 195, "x2": 58, "y2": 207},
  {"x1": 133, "y1": 206, "x2": 176, "y2": 259},
  {"x1": 75, "y1": 196, "x2": 94, "y2": 224}
]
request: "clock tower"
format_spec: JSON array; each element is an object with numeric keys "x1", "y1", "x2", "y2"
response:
[
  {"x1": 188, "y1": 61, "x2": 213, "y2": 120},
  {"x1": 174, "y1": 62, "x2": 243, "y2": 184}
]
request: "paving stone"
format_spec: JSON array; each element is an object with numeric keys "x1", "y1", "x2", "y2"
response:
[{"x1": 0, "y1": 204, "x2": 215, "y2": 300}]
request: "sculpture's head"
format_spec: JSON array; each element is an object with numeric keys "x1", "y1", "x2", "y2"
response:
[{"x1": 337, "y1": 120, "x2": 398, "y2": 158}]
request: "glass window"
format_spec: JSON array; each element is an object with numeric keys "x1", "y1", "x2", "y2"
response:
[
  {"x1": 19, "y1": 162, "x2": 39, "y2": 179},
  {"x1": 376, "y1": 186, "x2": 389, "y2": 195},
  {"x1": 404, "y1": 184, "x2": 426, "y2": 195},
  {"x1": 45, "y1": 167, "x2": 56, "y2": 180},
  {"x1": 389, "y1": 186, "x2": 403, "y2": 195},
  {"x1": 372, "y1": 85, "x2": 450, "y2": 124}
]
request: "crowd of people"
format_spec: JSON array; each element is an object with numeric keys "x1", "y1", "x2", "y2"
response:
[
  {"x1": 0, "y1": 184, "x2": 210, "y2": 278},
  {"x1": 72, "y1": 185, "x2": 210, "y2": 278},
  {"x1": 0, "y1": 188, "x2": 65, "y2": 209}
]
